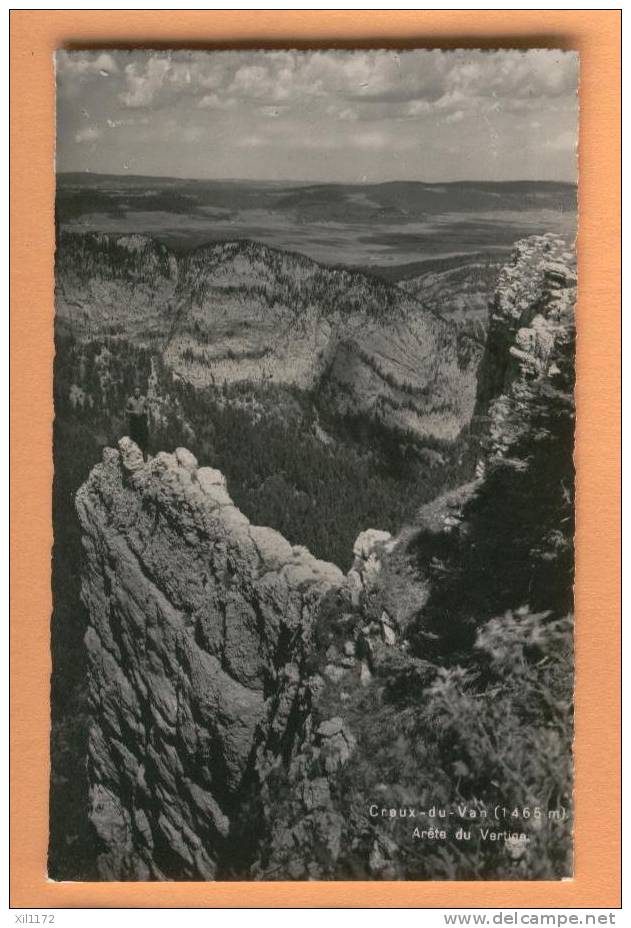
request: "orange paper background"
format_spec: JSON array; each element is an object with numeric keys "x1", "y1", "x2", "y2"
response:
[{"x1": 10, "y1": 10, "x2": 621, "y2": 909}]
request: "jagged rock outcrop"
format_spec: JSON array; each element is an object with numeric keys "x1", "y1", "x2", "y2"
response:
[
  {"x1": 474, "y1": 232, "x2": 576, "y2": 427},
  {"x1": 252, "y1": 234, "x2": 576, "y2": 880},
  {"x1": 481, "y1": 235, "x2": 576, "y2": 463},
  {"x1": 397, "y1": 232, "x2": 576, "y2": 551},
  {"x1": 57, "y1": 233, "x2": 481, "y2": 441},
  {"x1": 384, "y1": 233, "x2": 576, "y2": 653},
  {"x1": 76, "y1": 438, "x2": 345, "y2": 879}
]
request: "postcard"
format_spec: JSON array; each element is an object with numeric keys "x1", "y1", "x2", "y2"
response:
[
  {"x1": 50, "y1": 48, "x2": 578, "y2": 882},
  {"x1": 9, "y1": 10, "x2": 621, "y2": 910}
]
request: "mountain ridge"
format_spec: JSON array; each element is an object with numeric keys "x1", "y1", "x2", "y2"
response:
[
  {"x1": 56, "y1": 231, "x2": 481, "y2": 442},
  {"x1": 58, "y1": 171, "x2": 577, "y2": 189},
  {"x1": 72, "y1": 233, "x2": 576, "y2": 881}
]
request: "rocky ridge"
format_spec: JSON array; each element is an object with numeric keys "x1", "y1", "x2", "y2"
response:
[
  {"x1": 474, "y1": 233, "x2": 576, "y2": 427},
  {"x1": 57, "y1": 233, "x2": 481, "y2": 442},
  {"x1": 75, "y1": 233, "x2": 576, "y2": 880},
  {"x1": 374, "y1": 233, "x2": 576, "y2": 571},
  {"x1": 77, "y1": 437, "x2": 363, "y2": 878},
  {"x1": 78, "y1": 435, "x2": 402, "y2": 879}
]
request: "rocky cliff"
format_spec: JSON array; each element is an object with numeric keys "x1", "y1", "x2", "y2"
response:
[
  {"x1": 76, "y1": 438, "x2": 348, "y2": 879},
  {"x1": 75, "y1": 233, "x2": 576, "y2": 881},
  {"x1": 381, "y1": 232, "x2": 576, "y2": 663},
  {"x1": 57, "y1": 233, "x2": 481, "y2": 442},
  {"x1": 474, "y1": 232, "x2": 576, "y2": 428}
]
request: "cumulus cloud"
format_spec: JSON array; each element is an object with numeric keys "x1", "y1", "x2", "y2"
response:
[
  {"x1": 56, "y1": 49, "x2": 578, "y2": 182},
  {"x1": 56, "y1": 51, "x2": 120, "y2": 99},
  {"x1": 544, "y1": 129, "x2": 578, "y2": 152},
  {"x1": 105, "y1": 116, "x2": 148, "y2": 129},
  {"x1": 118, "y1": 58, "x2": 171, "y2": 108},
  {"x1": 259, "y1": 105, "x2": 290, "y2": 118},
  {"x1": 117, "y1": 55, "x2": 228, "y2": 109},
  {"x1": 57, "y1": 51, "x2": 119, "y2": 79},
  {"x1": 197, "y1": 93, "x2": 237, "y2": 111},
  {"x1": 236, "y1": 135, "x2": 267, "y2": 148},
  {"x1": 443, "y1": 109, "x2": 465, "y2": 125},
  {"x1": 353, "y1": 131, "x2": 388, "y2": 150},
  {"x1": 449, "y1": 49, "x2": 578, "y2": 101},
  {"x1": 74, "y1": 126, "x2": 101, "y2": 143},
  {"x1": 63, "y1": 48, "x2": 577, "y2": 119}
]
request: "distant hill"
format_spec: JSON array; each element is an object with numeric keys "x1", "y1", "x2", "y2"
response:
[
  {"x1": 55, "y1": 173, "x2": 577, "y2": 271},
  {"x1": 271, "y1": 178, "x2": 577, "y2": 219},
  {"x1": 56, "y1": 232, "x2": 481, "y2": 442},
  {"x1": 57, "y1": 172, "x2": 577, "y2": 218}
]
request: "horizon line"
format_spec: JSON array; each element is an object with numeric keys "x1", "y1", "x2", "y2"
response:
[{"x1": 56, "y1": 170, "x2": 577, "y2": 187}]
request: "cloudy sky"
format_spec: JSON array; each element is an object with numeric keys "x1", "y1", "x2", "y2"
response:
[{"x1": 56, "y1": 49, "x2": 578, "y2": 183}]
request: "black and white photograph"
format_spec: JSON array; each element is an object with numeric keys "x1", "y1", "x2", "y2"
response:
[{"x1": 50, "y1": 48, "x2": 578, "y2": 882}]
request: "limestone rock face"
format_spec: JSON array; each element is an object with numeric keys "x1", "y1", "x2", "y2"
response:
[
  {"x1": 76, "y1": 440, "x2": 344, "y2": 879},
  {"x1": 352, "y1": 234, "x2": 577, "y2": 656},
  {"x1": 347, "y1": 528, "x2": 393, "y2": 605},
  {"x1": 480, "y1": 235, "x2": 576, "y2": 461},
  {"x1": 73, "y1": 233, "x2": 576, "y2": 881}
]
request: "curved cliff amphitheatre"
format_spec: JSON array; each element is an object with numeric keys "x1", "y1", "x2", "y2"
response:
[
  {"x1": 56, "y1": 232, "x2": 483, "y2": 442},
  {"x1": 49, "y1": 45, "x2": 580, "y2": 885},
  {"x1": 51, "y1": 223, "x2": 577, "y2": 880}
]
